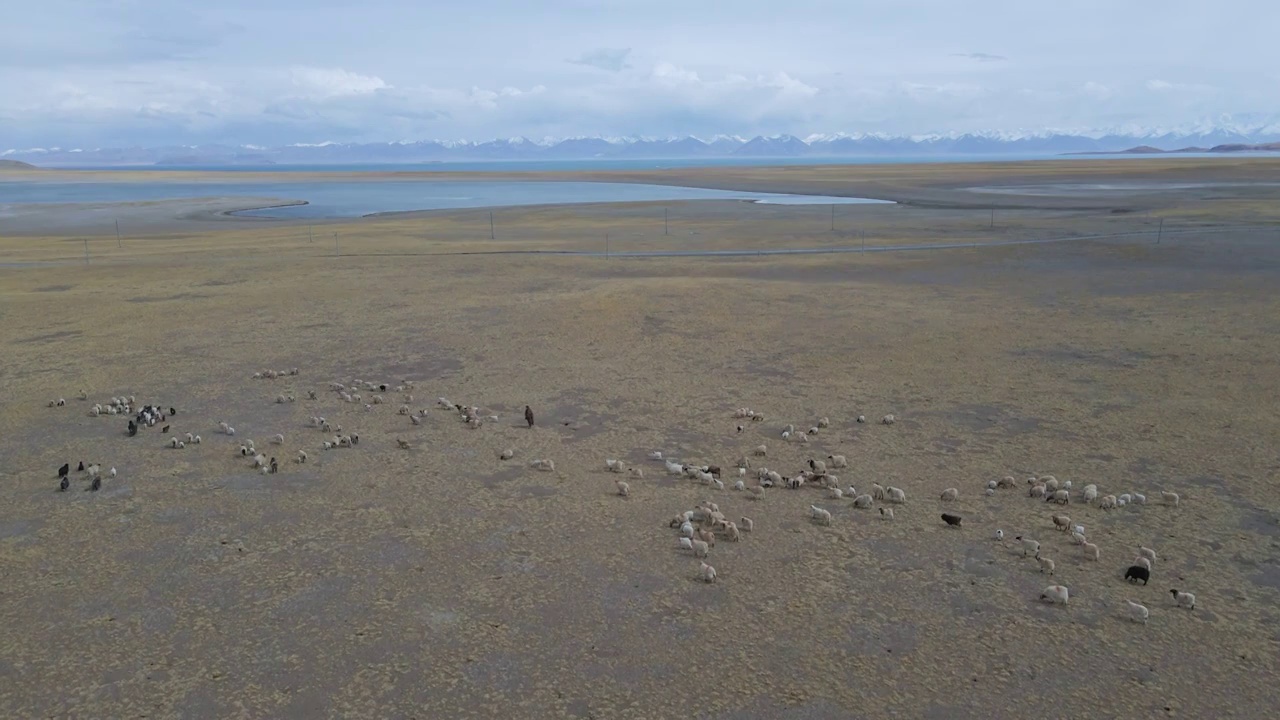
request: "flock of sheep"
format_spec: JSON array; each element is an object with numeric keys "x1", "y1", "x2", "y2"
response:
[{"x1": 46, "y1": 376, "x2": 1196, "y2": 623}]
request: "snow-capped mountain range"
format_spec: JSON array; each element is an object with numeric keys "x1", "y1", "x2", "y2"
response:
[{"x1": 5, "y1": 127, "x2": 1280, "y2": 167}]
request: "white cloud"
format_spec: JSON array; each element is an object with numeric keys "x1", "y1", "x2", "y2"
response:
[{"x1": 1, "y1": 0, "x2": 1277, "y2": 147}]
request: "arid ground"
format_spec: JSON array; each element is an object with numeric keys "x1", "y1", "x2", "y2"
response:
[{"x1": 2, "y1": 160, "x2": 1279, "y2": 719}]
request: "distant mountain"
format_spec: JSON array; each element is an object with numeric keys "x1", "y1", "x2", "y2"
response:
[
  {"x1": 7, "y1": 128, "x2": 1280, "y2": 167},
  {"x1": 1088, "y1": 141, "x2": 1280, "y2": 156},
  {"x1": 0, "y1": 159, "x2": 37, "y2": 170}
]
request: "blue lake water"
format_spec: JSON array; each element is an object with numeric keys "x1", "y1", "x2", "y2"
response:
[{"x1": 0, "y1": 180, "x2": 891, "y2": 219}]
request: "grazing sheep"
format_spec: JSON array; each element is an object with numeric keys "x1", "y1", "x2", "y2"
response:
[
  {"x1": 648, "y1": 451, "x2": 663, "y2": 461},
  {"x1": 1127, "y1": 600, "x2": 1149, "y2": 624},
  {"x1": 879, "y1": 507, "x2": 894, "y2": 520},
  {"x1": 828, "y1": 487, "x2": 844, "y2": 500},
  {"x1": 700, "y1": 562, "x2": 718, "y2": 583},
  {"x1": 1070, "y1": 531, "x2": 1087, "y2": 546},
  {"x1": 398, "y1": 405, "x2": 410, "y2": 416},
  {"x1": 665, "y1": 460, "x2": 684, "y2": 475},
  {"x1": 809, "y1": 459, "x2": 827, "y2": 475},
  {"x1": 109, "y1": 467, "x2": 117, "y2": 478},
  {"x1": 678, "y1": 537, "x2": 693, "y2": 552},
  {"x1": 998, "y1": 475, "x2": 1016, "y2": 489},
  {"x1": 680, "y1": 522, "x2": 695, "y2": 538},
  {"x1": 994, "y1": 529, "x2": 1004, "y2": 540},
  {"x1": 1047, "y1": 490, "x2": 1070, "y2": 505},
  {"x1": 1170, "y1": 589, "x2": 1196, "y2": 609},
  {"x1": 986, "y1": 479, "x2": 998, "y2": 490},
  {"x1": 1039, "y1": 585, "x2": 1069, "y2": 605},
  {"x1": 1037, "y1": 555, "x2": 1055, "y2": 575},
  {"x1": 1099, "y1": 495, "x2": 1118, "y2": 510},
  {"x1": 276, "y1": 394, "x2": 287, "y2": 404},
  {"x1": 78, "y1": 390, "x2": 87, "y2": 401},
  {"x1": 628, "y1": 467, "x2": 645, "y2": 479},
  {"x1": 1052, "y1": 515, "x2": 1071, "y2": 532},
  {"x1": 881, "y1": 414, "x2": 896, "y2": 425},
  {"x1": 296, "y1": 450, "x2": 308, "y2": 463},
  {"x1": 169, "y1": 436, "x2": 180, "y2": 449},
  {"x1": 691, "y1": 539, "x2": 710, "y2": 558},
  {"x1": 754, "y1": 444, "x2": 768, "y2": 457},
  {"x1": 1016, "y1": 536, "x2": 1040, "y2": 557},
  {"x1": 1139, "y1": 546, "x2": 1158, "y2": 564},
  {"x1": 1082, "y1": 542, "x2": 1100, "y2": 561},
  {"x1": 940, "y1": 488, "x2": 958, "y2": 502},
  {"x1": 1132, "y1": 492, "x2": 1146, "y2": 505},
  {"x1": 886, "y1": 486, "x2": 907, "y2": 504},
  {"x1": 1133, "y1": 556, "x2": 1152, "y2": 571},
  {"x1": 733, "y1": 480, "x2": 745, "y2": 491},
  {"x1": 711, "y1": 478, "x2": 725, "y2": 491},
  {"x1": 531, "y1": 459, "x2": 555, "y2": 472},
  {"x1": 723, "y1": 521, "x2": 741, "y2": 542},
  {"x1": 271, "y1": 434, "x2": 284, "y2": 445},
  {"x1": 809, "y1": 505, "x2": 833, "y2": 526},
  {"x1": 1029, "y1": 484, "x2": 1047, "y2": 499},
  {"x1": 828, "y1": 454, "x2": 848, "y2": 469},
  {"x1": 747, "y1": 485, "x2": 765, "y2": 501},
  {"x1": 1161, "y1": 491, "x2": 1180, "y2": 507},
  {"x1": 1083, "y1": 485, "x2": 1098, "y2": 503},
  {"x1": 817, "y1": 416, "x2": 830, "y2": 428},
  {"x1": 740, "y1": 517, "x2": 754, "y2": 532},
  {"x1": 615, "y1": 480, "x2": 630, "y2": 497},
  {"x1": 872, "y1": 483, "x2": 886, "y2": 501},
  {"x1": 796, "y1": 432, "x2": 809, "y2": 444},
  {"x1": 856, "y1": 415, "x2": 866, "y2": 423},
  {"x1": 397, "y1": 438, "x2": 411, "y2": 450},
  {"x1": 1125, "y1": 566, "x2": 1151, "y2": 585},
  {"x1": 808, "y1": 426, "x2": 819, "y2": 435},
  {"x1": 941, "y1": 512, "x2": 963, "y2": 527},
  {"x1": 1042, "y1": 477, "x2": 1059, "y2": 492},
  {"x1": 854, "y1": 494, "x2": 874, "y2": 509},
  {"x1": 605, "y1": 459, "x2": 625, "y2": 473}
]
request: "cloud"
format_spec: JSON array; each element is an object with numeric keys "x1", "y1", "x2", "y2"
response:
[
  {"x1": 568, "y1": 48, "x2": 632, "y2": 72},
  {"x1": 289, "y1": 67, "x2": 390, "y2": 98},
  {"x1": 953, "y1": 52, "x2": 1007, "y2": 62}
]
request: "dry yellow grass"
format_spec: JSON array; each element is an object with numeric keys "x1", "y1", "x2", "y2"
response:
[{"x1": 2, "y1": 171, "x2": 1279, "y2": 718}]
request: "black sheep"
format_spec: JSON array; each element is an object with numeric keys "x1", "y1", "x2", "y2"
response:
[
  {"x1": 941, "y1": 512, "x2": 963, "y2": 527},
  {"x1": 59, "y1": 476, "x2": 69, "y2": 492},
  {"x1": 127, "y1": 420, "x2": 138, "y2": 437},
  {"x1": 525, "y1": 405, "x2": 535, "y2": 429},
  {"x1": 88, "y1": 475, "x2": 101, "y2": 492},
  {"x1": 76, "y1": 461, "x2": 84, "y2": 472},
  {"x1": 1125, "y1": 565, "x2": 1150, "y2": 585},
  {"x1": 57, "y1": 463, "x2": 69, "y2": 478}
]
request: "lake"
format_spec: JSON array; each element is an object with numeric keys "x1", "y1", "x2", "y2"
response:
[{"x1": 0, "y1": 180, "x2": 891, "y2": 219}]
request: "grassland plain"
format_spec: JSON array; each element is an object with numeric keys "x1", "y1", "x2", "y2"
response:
[{"x1": 2, "y1": 161, "x2": 1280, "y2": 719}]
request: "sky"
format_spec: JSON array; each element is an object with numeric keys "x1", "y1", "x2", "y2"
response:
[{"x1": 1, "y1": 0, "x2": 1277, "y2": 148}]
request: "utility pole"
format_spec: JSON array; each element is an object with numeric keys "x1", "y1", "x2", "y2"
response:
[
  {"x1": 1157, "y1": 218, "x2": 1164, "y2": 244},
  {"x1": 308, "y1": 225, "x2": 313, "y2": 243},
  {"x1": 334, "y1": 232, "x2": 339, "y2": 256},
  {"x1": 664, "y1": 208, "x2": 669, "y2": 236},
  {"x1": 990, "y1": 207, "x2": 995, "y2": 229},
  {"x1": 605, "y1": 232, "x2": 610, "y2": 258},
  {"x1": 115, "y1": 219, "x2": 121, "y2": 248},
  {"x1": 489, "y1": 211, "x2": 495, "y2": 240},
  {"x1": 830, "y1": 204, "x2": 835, "y2": 232},
  {"x1": 83, "y1": 238, "x2": 89, "y2": 264}
]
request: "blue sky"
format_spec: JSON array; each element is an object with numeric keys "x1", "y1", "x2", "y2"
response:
[{"x1": 1, "y1": 0, "x2": 1276, "y2": 148}]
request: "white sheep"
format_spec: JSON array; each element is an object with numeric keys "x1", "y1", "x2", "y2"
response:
[
  {"x1": 809, "y1": 505, "x2": 832, "y2": 526},
  {"x1": 886, "y1": 486, "x2": 907, "y2": 504},
  {"x1": 796, "y1": 432, "x2": 809, "y2": 444},
  {"x1": 872, "y1": 483, "x2": 886, "y2": 500},
  {"x1": 997, "y1": 476, "x2": 1016, "y2": 489},
  {"x1": 986, "y1": 479, "x2": 998, "y2": 490},
  {"x1": 648, "y1": 451, "x2": 663, "y2": 461},
  {"x1": 807, "y1": 426, "x2": 819, "y2": 435},
  {"x1": 1133, "y1": 492, "x2": 1146, "y2": 505},
  {"x1": 1099, "y1": 495, "x2": 1118, "y2": 510},
  {"x1": 940, "y1": 488, "x2": 958, "y2": 502},
  {"x1": 699, "y1": 562, "x2": 718, "y2": 583},
  {"x1": 1052, "y1": 514, "x2": 1071, "y2": 532},
  {"x1": 747, "y1": 485, "x2": 765, "y2": 501},
  {"x1": 615, "y1": 480, "x2": 630, "y2": 497},
  {"x1": 531, "y1": 459, "x2": 556, "y2": 472},
  {"x1": 271, "y1": 434, "x2": 284, "y2": 445},
  {"x1": 826, "y1": 454, "x2": 848, "y2": 469},
  {"x1": 398, "y1": 405, "x2": 410, "y2": 416},
  {"x1": 1073, "y1": 524, "x2": 1085, "y2": 536},
  {"x1": 679, "y1": 521, "x2": 695, "y2": 538},
  {"x1": 1083, "y1": 486, "x2": 1098, "y2": 504},
  {"x1": 1016, "y1": 536, "x2": 1040, "y2": 557},
  {"x1": 185, "y1": 432, "x2": 195, "y2": 443},
  {"x1": 1133, "y1": 556, "x2": 1152, "y2": 571},
  {"x1": 169, "y1": 436, "x2": 180, "y2": 449},
  {"x1": 193, "y1": 435, "x2": 202, "y2": 444},
  {"x1": 605, "y1": 458, "x2": 624, "y2": 473},
  {"x1": 723, "y1": 521, "x2": 741, "y2": 542},
  {"x1": 1043, "y1": 477, "x2": 1059, "y2": 492},
  {"x1": 738, "y1": 516, "x2": 754, "y2": 533},
  {"x1": 882, "y1": 414, "x2": 896, "y2": 425},
  {"x1": 1170, "y1": 589, "x2": 1196, "y2": 609},
  {"x1": 1047, "y1": 490, "x2": 1070, "y2": 505},
  {"x1": 853, "y1": 494, "x2": 874, "y2": 508},
  {"x1": 754, "y1": 444, "x2": 768, "y2": 457},
  {"x1": 1126, "y1": 600, "x2": 1149, "y2": 624},
  {"x1": 711, "y1": 478, "x2": 725, "y2": 491},
  {"x1": 994, "y1": 529, "x2": 1004, "y2": 540},
  {"x1": 1082, "y1": 542, "x2": 1100, "y2": 561},
  {"x1": 1029, "y1": 484, "x2": 1047, "y2": 499},
  {"x1": 1070, "y1": 531, "x2": 1087, "y2": 546},
  {"x1": 1161, "y1": 491, "x2": 1180, "y2": 507},
  {"x1": 879, "y1": 507, "x2": 894, "y2": 520},
  {"x1": 276, "y1": 394, "x2": 286, "y2": 404},
  {"x1": 678, "y1": 537, "x2": 693, "y2": 552},
  {"x1": 296, "y1": 450, "x2": 308, "y2": 463},
  {"x1": 828, "y1": 487, "x2": 844, "y2": 500},
  {"x1": 817, "y1": 416, "x2": 830, "y2": 428},
  {"x1": 628, "y1": 467, "x2": 645, "y2": 479},
  {"x1": 109, "y1": 467, "x2": 117, "y2": 478},
  {"x1": 1037, "y1": 555, "x2": 1056, "y2": 575},
  {"x1": 1039, "y1": 585, "x2": 1069, "y2": 605},
  {"x1": 1138, "y1": 546, "x2": 1158, "y2": 564},
  {"x1": 856, "y1": 415, "x2": 866, "y2": 423}
]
